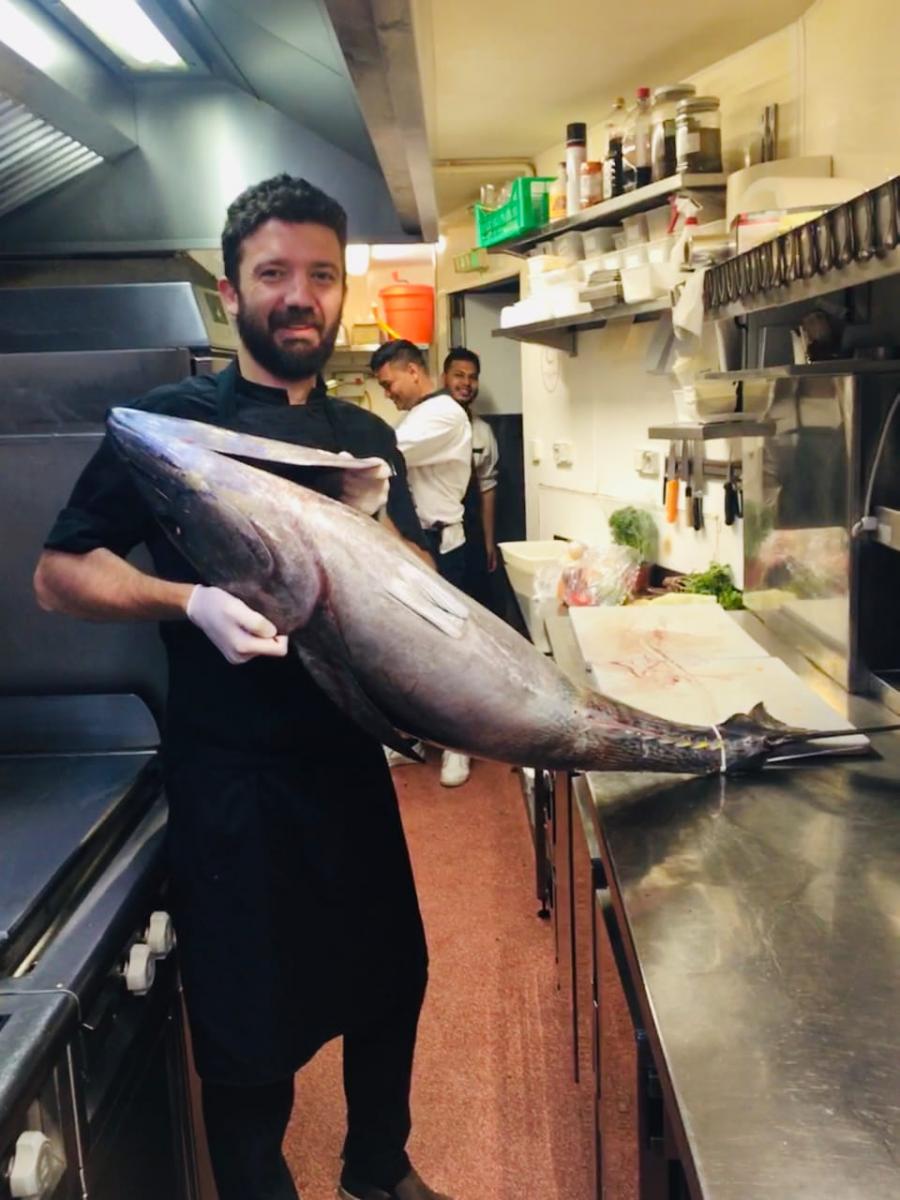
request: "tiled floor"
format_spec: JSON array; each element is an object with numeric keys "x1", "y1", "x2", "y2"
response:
[{"x1": 284, "y1": 753, "x2": 594, "y2": 1200}]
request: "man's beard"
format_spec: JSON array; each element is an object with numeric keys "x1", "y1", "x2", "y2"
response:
[{"x1": 236, "y1": 301, "x2": 340, "y2": 381}]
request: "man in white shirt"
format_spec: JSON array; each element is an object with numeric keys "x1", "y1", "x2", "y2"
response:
[
  {"x1": 372, "y1": 340, "x2": 473, "y2": 786},
  {"x1": 371, "y1": 341, "x2": 472, "y2": 588},
  {"x1": 442, "y1": 348, "x2": 500, "y2": 587}
]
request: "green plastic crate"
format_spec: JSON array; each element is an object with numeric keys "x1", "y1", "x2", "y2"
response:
[{"x1": 474, "y1": 176, "x2": 555, "y2": 248}]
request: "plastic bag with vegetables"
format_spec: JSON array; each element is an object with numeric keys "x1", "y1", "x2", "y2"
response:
[{"x1": 534, "y1": 542, "x2": 640, "y2": 608}]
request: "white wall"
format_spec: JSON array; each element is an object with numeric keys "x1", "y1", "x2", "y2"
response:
[
  {"x1": 521, "y1": 323, "x2": 743, "y2": 578},
  {"x1": 459, "y1": 292, "x2": 523, "y2": 415}
]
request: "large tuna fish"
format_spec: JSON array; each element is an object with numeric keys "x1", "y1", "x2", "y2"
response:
[{"x1": 107, "y1": 409, "x2": 893, "y2": 776}]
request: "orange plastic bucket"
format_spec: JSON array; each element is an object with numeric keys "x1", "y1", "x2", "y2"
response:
[{"x1": 378, "y1": 282, "x2": 435, "y2": 345}]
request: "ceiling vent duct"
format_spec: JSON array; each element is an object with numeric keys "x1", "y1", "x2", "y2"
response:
[{"x1": 0, "y1": 91, "x2": 103, "y2": 219}]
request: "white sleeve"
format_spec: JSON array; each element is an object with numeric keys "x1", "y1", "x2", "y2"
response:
[
  {"x1": 475, "y1": 422, "x2": 499, "y2": 492},
  {"x1": 395, "y1": 399, "x2": 471, "y2": 468}
]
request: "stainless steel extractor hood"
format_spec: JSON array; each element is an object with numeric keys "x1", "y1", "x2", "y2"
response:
[
  {"x1": 0, "y1": 0, "x2": 437, "y2": 250},
  {"x1": 0, "y1": 92, "x2": 104, "y2": 218}
]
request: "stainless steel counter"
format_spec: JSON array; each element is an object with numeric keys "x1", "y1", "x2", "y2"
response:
[{"x1": 546, "y1": 607, "x2": 900, "y2": 1200}]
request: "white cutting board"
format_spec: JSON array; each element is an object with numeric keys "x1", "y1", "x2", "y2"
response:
[{"x1": 568, "y1": 603, "x2": 868, "y2": 755}]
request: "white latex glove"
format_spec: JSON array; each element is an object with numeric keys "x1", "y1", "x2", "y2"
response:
[
  {"x1": 186, "y1": 586, "x2": 289, "y2": 665},
  {"x1": 336, "y1": 453, "x2": 391, "y2": 515}
]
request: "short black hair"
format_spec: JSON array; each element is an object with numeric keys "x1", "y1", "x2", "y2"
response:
[
  {"x1": 370, "y1": 339, "x2": 427, "y2": 373},
  {"x1": 221, "y1": 174, "x2": 348, "y2": 285},
  {"x1": 443, "y1": 346, "x2": 480, "y2": 375}
]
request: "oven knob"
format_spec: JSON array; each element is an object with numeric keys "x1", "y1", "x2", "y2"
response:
[
  {"x1": 145, "y1": 911, "x2": 175, "y2": 958},
  {"x1": 123, "y1": 943, "x2": 155, "y2": 995},
  {"x1": 9, "y1": 1130, "x2": 55, "y2": 1198}
]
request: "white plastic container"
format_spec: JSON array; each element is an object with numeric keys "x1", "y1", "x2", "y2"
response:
[
  {"x1": 549, "y1": 287, "x2": 591, "y2": 318},
  {"x1": 645, "y1": 234, "x2": 678, "y2": 264},
  {"x1": 600, "y1": 249, "x2": 624, "y2": 272},
  {"x1": 582, "y1": 227, "x2": 617, "y2": 256},
  {"x1": 534, "y1": 265, "x2": 582, "y2": 289},
  {"x1": 622, "y1": 243, "x2": 649, "y2": 269},
  {"x1": 621, "y1": 264, "x2": 665, "y2": 304},
  {"x1": 579, "y1": 257, "x2": 619, "y2": 285},
  {"x1": 554, "y1": 230, "x2": 585, "y2": 262},
  {"x1": 645, "y1": 204, "x2": 673, "y2": 241},
  {"x1": 498, "y1": 540, "x2": 567, "y2": 651},
  {"x1": 622, "y1": 212, "x2": 649, "y2": 245}
]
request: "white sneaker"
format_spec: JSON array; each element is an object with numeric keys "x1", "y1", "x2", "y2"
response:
[
  {"x1": 440, "y1": 751, "x2": 470, "y2": 787},
  {"x1": 385, "y1": 742, "x2": 425, "y2": 768}
]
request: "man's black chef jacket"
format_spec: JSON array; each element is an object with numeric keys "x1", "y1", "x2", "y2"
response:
[
  {"x1": 45, "y1": 362, "x2": 427, "y2": 763},
  {"x1": 44, "y1": 363, "x2": 429, "y2": 1084}
]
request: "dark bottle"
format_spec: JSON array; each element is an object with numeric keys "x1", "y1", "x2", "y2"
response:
[{"x1": 602, "y1": 98, "x2": 626, "y2": 198}]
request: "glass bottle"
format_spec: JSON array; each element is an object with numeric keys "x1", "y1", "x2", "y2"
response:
[
  {"x1": 622, "y1": 87, "x2": 652, "y2": 192},
  {"x1": 602, "y1": 98, "x2": 626, "y2": 198},
  {"x1": 565, "y1": 123, "x2": 587, "y2": 217}
]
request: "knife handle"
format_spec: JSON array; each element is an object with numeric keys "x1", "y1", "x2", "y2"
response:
[{"x1": 665, "y1": 479, "x2": 679, "y2": 524}]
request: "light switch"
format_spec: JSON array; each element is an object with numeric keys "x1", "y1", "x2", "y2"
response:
[
  {"x1": 529, "y1": 438, "x2": 543, "y2": 463},
  {"x1": 552, "y1": 441, "x2": 574, "y2": 467}
]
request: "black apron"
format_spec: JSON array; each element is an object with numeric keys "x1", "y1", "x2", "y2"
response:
[{"x1": 164, "y1": 371, "x2": 428, "y2": 1085}]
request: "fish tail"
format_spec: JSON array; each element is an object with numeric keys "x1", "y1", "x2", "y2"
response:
[{"x1": 576, "y1": 695, "x2": 897, "y2": 776}]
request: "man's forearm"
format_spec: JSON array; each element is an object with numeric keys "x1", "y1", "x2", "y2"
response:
[
  {"x1": 378, "y1": 514, "x2": 435, "y2": 569},
  {"x1": 34, "y1": 548, "x2": 193, "y2": 622},
  {"x1": 481, "y1": 488, "x2": 497, "y2": 563}
]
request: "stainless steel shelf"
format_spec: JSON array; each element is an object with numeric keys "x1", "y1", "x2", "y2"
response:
[
  {"x1": 702, "y1": 361, "x2": 900, "y2": 380},
  {"x1": 489, "y1": 173, "x2": 727, "y2": 257},
  {"x1": 491, "y1": 298, "x2": 669, "y2": 355},
  {"x1": 648, "y1": 419, "x2": 776, "y2": 441}
]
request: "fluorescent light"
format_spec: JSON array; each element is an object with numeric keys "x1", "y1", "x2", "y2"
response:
[
  {"x1": 59, "y1": 0, "x2": 186, "y2": 70},
  {"x1": 345, "y1": 244, "x2": 371, "y2": 276},
  {"x1": 0, "y1": 0, "x2": 58, "y2": 69},
  {"x1": 370, "y1": 244, "x2": 433, "y2": 264}
]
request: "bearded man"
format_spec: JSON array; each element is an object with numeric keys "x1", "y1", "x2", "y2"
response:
[{"x1": 34, "y1": 175, "x2": 450, "y2": 1200}]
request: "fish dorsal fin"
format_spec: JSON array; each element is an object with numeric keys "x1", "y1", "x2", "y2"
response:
[
  {"x1": 110, "y1": 409, "x2": 388, "y2": 474},
  {"x1": 385, "y1": 562, "x2": 470, "y2": 639}
]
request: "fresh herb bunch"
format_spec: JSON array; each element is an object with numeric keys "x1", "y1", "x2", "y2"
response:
[
  {"x1": 680, "y1": 562, "x2": 744, "y2": 609},
  {"x1": 608, "y1": 507, "x2": 657, "y2": 563}
]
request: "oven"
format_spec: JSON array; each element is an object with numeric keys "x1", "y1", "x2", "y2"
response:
[{"x1": 0, "y1": 265, "x2": 232, "y2": 1199}]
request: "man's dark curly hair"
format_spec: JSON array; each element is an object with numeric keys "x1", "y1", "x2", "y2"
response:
[{"x1": 221, "y1": 174, "x2": 348, "y2": 285}]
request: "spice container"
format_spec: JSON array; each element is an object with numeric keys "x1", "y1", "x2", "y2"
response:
[
  {"x1": 675, "y1": 97, "x2": 722, "y2": 174},
  {"x1": 579, "y1": 161, "x2": 603, "y2": 209},
  {"x1": 650, "y1": 84, "x2": 696, "y2": 181}
]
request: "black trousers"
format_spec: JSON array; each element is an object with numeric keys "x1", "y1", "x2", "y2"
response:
[
  {"x1": 423, "y1": 528, "x2": 467, "y2": 590},
  {"x1": 201, "y1": 979, "x2": 425, "y2": 1200}
]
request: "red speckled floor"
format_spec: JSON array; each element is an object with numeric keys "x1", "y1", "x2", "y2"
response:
[{"x1": 282, "y1": 754, "x2": 594, "y2": 1200}]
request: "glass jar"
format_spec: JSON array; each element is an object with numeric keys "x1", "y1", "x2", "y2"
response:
[
  {"x1": 579, "y1": 160, "x2": 603, "y2": 209},
  {"x1": 675, "y1": 97, "x2": 722, "y2": 174},
  {"x1": 650, "y1": 84, "x2": 695, "y2": 181}
]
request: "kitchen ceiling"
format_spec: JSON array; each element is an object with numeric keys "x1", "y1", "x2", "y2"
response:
[{"x1": 423, "y1": 0, "x2": 814, "y2": 182}]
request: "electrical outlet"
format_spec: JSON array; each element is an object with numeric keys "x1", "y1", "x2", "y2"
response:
[
  {"x1": 634, "y1": 447, "x2": 661, "y2": 476},
  {"x1": 552, "y1": 440, "x2": 574, "y2": 467}
]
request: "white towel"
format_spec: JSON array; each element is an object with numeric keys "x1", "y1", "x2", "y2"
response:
[{"x1": 672, "y1": 267, "x2": 707, "y2": 344}]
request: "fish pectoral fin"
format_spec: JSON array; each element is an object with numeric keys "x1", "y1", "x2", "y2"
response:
[
  {"x1": 385, "y1": 564, "x2": 469, "y2": 640},
  {"x1": 290, "y1": 621, "x2": 420, "y2": 760}
]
